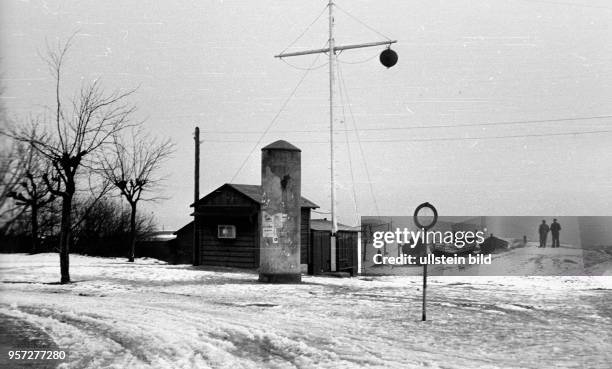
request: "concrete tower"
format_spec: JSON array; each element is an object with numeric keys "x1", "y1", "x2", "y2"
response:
[{"x1": 259, "y1": 140, "x2": 302, "y2": 283}]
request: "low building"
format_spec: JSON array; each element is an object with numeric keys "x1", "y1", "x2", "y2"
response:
[
  {"x1": 171, "y1": 222, "x2": 194, "y2": 264},
  {"x1": 176, "y1": 183, "x2": 318, "y2": 269},
  {"x1": 136, "y1": 231, "x2": 177, "y2": 262},
  {"x1": 309, "y1": 219, "x2": 359, "y2": 276}
]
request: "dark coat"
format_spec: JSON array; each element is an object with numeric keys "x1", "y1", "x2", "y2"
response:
[
  {"x1": 539, "y1": 223, "x2": 550, "y2": 235},
  {"x1": 551, "y1": 222, "x2": 561, "y2": 234}
]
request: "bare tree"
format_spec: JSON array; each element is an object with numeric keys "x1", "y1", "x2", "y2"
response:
[
  {"x1": 8, "y1": 143, "x2": 56, "y2": 253},
  {"x1": 0, "y1": 69, "x2": 23, "y2": 230},
  {"x1": 0, "y1": 141, "x2": 26, "y2": 229},
  {"x1": 71, "y1": 196, "x2": 156, "y2": 256},
  {"x1": 101, "y1": 130, "x2": 173, "y2": 262},
  {"x1": 9, "y1": 37, "x2": 137, "y2": 283}
]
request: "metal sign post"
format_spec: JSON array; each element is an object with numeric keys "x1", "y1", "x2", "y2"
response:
[
  {"x1": 413, "y1": 202, "x2": 437, "y2": 321},
  {"x1": 422, "y1": 255, "x2": 428, "y2": 321}
]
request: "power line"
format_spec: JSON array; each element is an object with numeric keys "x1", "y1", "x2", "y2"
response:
[
  {"x1": 228, "y1": 50, "x2": 325, "y2": 183},
  {"x1": 337, "y1": 60, "x2": 380, "y2": 216},
  {"x1": 519, "y1": 0, "x2": 612, "y2": 10},
  {"x1": 354, "y1": 114, "x2": 612, "y2": 132},
  {"x1": 279, "y1": 4, "x2": 329, "y2": 55},
  {"x1": 205, "y1": 128, "x2": 612, "y2": 144},
  {"x1": 337, "y1": 52, "x2": 380, "y2": 65},
  {"x1": 280, "y1": 58, "x2": 328, "y2": 71},
  {"x1": 199, "y1": 114, "x2": 612, "y2": 134},
  {"x1": 367, "y1": 128, "x2": 612, "y2": 142},
  {"x1": 335, "y1": 54, "x2": 360, "y2": 224},
  {"x1": 334, "y1": 3, "x2": 393, "y2": 41}
]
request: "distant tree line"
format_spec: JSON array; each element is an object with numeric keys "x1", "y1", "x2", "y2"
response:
[
  {"x1": 1, "y1": 195, "x2": 156, "y2": 256},
  {"x1": 0, "y1": 35, "x2": 173, "y2": 283}
]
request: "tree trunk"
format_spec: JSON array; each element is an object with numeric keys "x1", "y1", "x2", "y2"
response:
[
  {"x1": 30, "y1": 204, "x2": 39, "y2": 254},
  {"x1": 128, "y1": 202, "x2": 137, "y2": 262},
  {"x1": 59, "y1": 195, "x2": 72, "y2": 284}
]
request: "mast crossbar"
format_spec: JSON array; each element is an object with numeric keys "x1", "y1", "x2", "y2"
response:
[{"x1": 275, "y1": 40, "x2": 396, "y2": 58}]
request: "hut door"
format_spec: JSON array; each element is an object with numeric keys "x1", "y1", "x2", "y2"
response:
[
  {"x1": 311, "y1": 231, "x2": 331, "y2": 274},
  {"x1": 336, "y1": 232, "x2": 353, "y2": 273},
  {"x1": 321, "y1": 234, "x2": 331, "y2": 272}
]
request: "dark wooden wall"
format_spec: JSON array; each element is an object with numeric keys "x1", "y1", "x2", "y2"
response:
[
  {"x1": 300, "y1": 208, "x2": 310, "y2": 265},
  {"x1": 310, "y1": 230, "x2": 331, "y2": 274},
  {"x1": 137, "y1": 240, "x2": 175, "y2": 263},
  {"x1": 171, "y1": 224, "x2": 194, "y2": 264},
  {"x1": 194, "y1": 187, "x2": 259, "y2": 268},
  {"x1": 192, "y1": 185, "x2": 314, "y2": 270},
  {"x1": 336, "y1": 231, "x2": 358, "y2": 275},
  {"x1": 197, "y1": 213, "x2": 258, "y2": 268},
  {"x1": 310, "y1": 230, "x2": 358, "y2": 275},
  {"x1": 196, "y1": 209, "x2": 310, "y2": 269}
]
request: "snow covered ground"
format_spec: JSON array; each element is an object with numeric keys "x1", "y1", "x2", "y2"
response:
[
  {"x1": 1, "y1": 253, "x2": 611, "y2": 368},
  {"x1": 364, "y1": 242, "x2": 612, "y2": 276}
]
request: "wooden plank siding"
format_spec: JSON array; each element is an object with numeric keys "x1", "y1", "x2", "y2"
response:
[
  {"x1": 336, "y1": 231, "x2": 358, "y2": 275},
  {"x1": 171, "y1": 222, "x2": 194, "y2": 264},
  {"x1": 197, "y1": 214, "x2": 258, "y2": 268},
  {"x1": 300, "y1": 208, "x2": 310, "y2": 265},
  {"x1": 196, "y1": 210, "x2": 308, "y2": 269},
  {"x1": 310, "y1": 230, "x2": 331, "y2": 274},
  {"x1": 191, "y1": 184, "x2": 315, "y2": 270},
  {"x1": 195, "y1": 185, "x2": 257, "y2": 267},
  {"x1": 310, "y1": 229, "x2": 359, "y2": 275}
]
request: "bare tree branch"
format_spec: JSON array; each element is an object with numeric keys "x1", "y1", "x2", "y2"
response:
[
  {"x1": 7, "y1": 36, "x2": 138, "y2": 283},
  {"x1": 101, "y1": 128, "x2": 174, "y2": 261},
  {"x1": 5, "y1": 142, "x2": 57, "y2": 252},
  {"x1": 0, "y1": 141, "x2": 25, "y2": 226}
]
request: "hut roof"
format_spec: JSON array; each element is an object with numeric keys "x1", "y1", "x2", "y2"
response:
[
  {"x1": 310, "y1": 218, "x2": 360, "y2": 232},
  {"x1": 261, "y1": 140, "x2": 301, "y2": 152},
  {"x1": 191, "y1": 183, "x2": 319, "y2": 209}
]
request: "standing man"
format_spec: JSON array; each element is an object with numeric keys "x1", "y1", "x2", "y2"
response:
[
  {"x1": 551, "y1": 219, "x2": 561, "y2": 248},
  {"x1": 538, "y1": 220, "x2": 550, "y2": 248}
]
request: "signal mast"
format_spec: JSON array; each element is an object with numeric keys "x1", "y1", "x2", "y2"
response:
[{"x1": 275, "y1": 0, "x2": 397, "y2": 270}]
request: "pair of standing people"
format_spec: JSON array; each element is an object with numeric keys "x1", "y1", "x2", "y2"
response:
[{"x1": 539, "y1": 219, "x2": 561, "y2": 248}]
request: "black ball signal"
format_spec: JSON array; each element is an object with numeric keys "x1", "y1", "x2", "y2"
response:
[{"x1": 379, "y1": 47, "x2": 398, "y2": 68}]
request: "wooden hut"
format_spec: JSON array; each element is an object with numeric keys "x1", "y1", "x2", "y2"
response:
[
  {"x1": 186, "y1": 183, "x2": 318, "y2": 269},
  {"x1": 171, "y1": 222, "x2": 194, "y2": 264},
  {"x1": 309, "y1": 219, "x2": 359, "y2": 276}
]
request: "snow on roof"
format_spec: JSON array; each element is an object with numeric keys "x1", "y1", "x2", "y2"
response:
[{"x1": 141, "y1": 231, "x2": 176, "y2": 241}]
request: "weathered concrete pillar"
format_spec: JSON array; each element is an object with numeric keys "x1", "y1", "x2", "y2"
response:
[{"x1": 259, "y1": 140, "x2": 301, "y2": 283}]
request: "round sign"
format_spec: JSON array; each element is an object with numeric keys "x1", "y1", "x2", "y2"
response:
[{"x1": 413, "y1": 202, "x2": 438, "y2": 230}]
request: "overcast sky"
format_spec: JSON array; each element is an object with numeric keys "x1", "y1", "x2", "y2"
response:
[{"x1": 2, "y1": 0, "x2": 611, "y2": 229}]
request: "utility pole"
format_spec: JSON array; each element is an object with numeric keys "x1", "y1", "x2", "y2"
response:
[
  {"x1": 328, "y1": 0, "x2": 338, "y2": 272},
  {"x1": 193, "y1": 126, "x2": 200, "y2": 266},
  {"x1": 275, "y1": 0, "x2": 397, "y2": 271}
]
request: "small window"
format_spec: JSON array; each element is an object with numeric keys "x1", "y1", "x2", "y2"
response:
[{"x1": 218, "y1": 225, "x2": 236, "y2": 239}]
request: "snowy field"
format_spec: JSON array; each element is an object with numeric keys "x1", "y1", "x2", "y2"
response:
[
  {"x1": 364, "y1": 242, "x2": 612, "y2": 276},
  {"x1": 1, "y1": 253, "x2": 611, "y2": 369}
]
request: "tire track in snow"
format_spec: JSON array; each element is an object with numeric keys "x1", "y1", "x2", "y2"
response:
[
  {"x1": 133, "y1": 290, "x2": 403, "y2": 368},
  {"x1": 3, "y1": 304, "x2": 153, "y2": 365},
  {"x1": 131, "y1": 293, "x2": 361, "y2": 367},
  {"x1": 0, "y1": 305, "x2": 140, "y2": 368}
]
